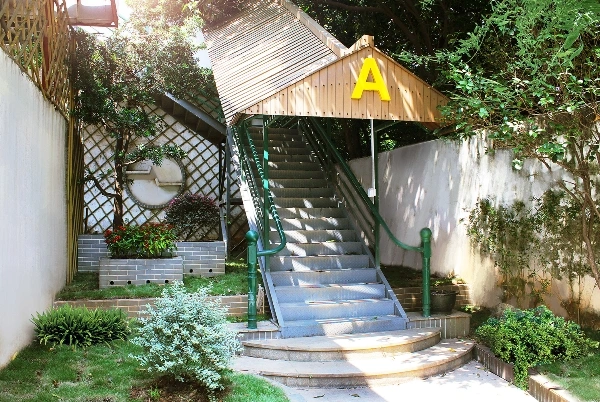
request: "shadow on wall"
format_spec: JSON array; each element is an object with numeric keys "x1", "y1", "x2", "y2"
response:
[{"x1": 349, "y1": 135, "x2": 565, "y2": 307}]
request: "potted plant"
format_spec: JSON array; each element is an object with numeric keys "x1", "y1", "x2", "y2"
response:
[
  {"x1": 429, "y1": 277, "x2": 460, "y2": 314},
  {"x1": 104, "y1": 223, "x2": 177, "y2": 258}
]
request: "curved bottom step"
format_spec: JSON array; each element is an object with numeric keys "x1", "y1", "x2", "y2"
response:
[{"x1": 234, "y1": 339, "x2": 474, "y2": 388}]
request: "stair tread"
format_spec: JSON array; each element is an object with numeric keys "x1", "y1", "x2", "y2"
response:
[
  {"x1": 271, "y1": 267, "x2": 376, "y2": 275},
  {"x1": 243, "y1": 328, "x2": 441, "y2": 352},
  {"x1": 234, "y1": 339, "x2": 474, "y2": 377},
  {"x1": 280, "y1": 298, "x2": 391, "y2": 306}
]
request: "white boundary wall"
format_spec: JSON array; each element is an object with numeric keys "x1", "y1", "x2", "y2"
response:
[
  {"x1": 349, "y1": 136, "x2": 600, "y2": 314},
  {"x1": 0, "y1": 51, "x2": 67, "y2": 367}
]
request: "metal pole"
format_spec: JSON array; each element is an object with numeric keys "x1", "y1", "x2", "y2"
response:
[
  {"x1": 225, "y1": 134, "x2": 232, "y2": 258},
  {"x1": 371, "y1": 119, "x2": 380, "y2": 268},
  {"x1": 263, "y1": 118, "x2": 270, "y2": 271},
  {"x1": 246, "y1": 230, "x2": 259, "y2": 329},
  {"x1": 420, "y1": 228, "x2": 432, "y2": 317}
]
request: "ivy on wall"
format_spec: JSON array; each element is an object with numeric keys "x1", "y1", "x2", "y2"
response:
[{"x1": 466, "y1": 191, "x2": 594, "y2": 309}]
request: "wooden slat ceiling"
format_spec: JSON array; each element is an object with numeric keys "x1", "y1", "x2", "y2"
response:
[
  {"x1": 204, "y1": 0, "x2": 339, "y2": 125},
  {"x1": 205, "y1": 0, "x2": 448, "y2": 128},
  {"x1": 242, "y1": 45, "x2": 448, "y2": 127}
]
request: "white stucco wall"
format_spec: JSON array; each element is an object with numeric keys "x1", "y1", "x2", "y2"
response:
[
  {"x1": 348, "y1": 136, "x2": 599, "y2": 313},
  {"x1": 0, "y1": 51, "x2": 67, "y2": 367}
]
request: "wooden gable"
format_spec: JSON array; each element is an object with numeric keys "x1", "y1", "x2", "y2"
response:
[{"x1": 242, "y1": 45, "x2": 448, "y2": 127}]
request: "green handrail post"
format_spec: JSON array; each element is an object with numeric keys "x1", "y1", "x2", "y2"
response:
[
  {"x1": 246, "y1": 230, "x2": 259, "y2": 329},
  {"x1": 263, "y1": 119, "x2": 270, "y2": 271},
  {"x1": 420, "y1": 227, "x2": 432, "y2": 318}
]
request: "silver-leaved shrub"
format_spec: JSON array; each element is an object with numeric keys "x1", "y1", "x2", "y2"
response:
[{"x1": 131, "y1": 282, "x2": 241, "y2": 401}]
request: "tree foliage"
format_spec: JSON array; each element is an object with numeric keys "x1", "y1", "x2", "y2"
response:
[
  {"x1": 426, "y1": 0, "x2": 600, "y2": 289},
  {"x1": 73, "y1": 9, "x2": 212, "y2": 228}
]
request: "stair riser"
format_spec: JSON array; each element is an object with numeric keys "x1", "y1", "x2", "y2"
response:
[
  {"x1": 250, "y1": 134, "x2": 304, "y2": 143},
  {"x1": 254, "y1": 146, "x2": 312, "y2": 156},
  {"x1": 270, "y1": 255, "x2": 370, "y2": 271},
  {"x1": 268, "y1": 179, "x2": 327, "y2": 188},
  {"x1": 248, "y1": 128, "x2": 300, "y2": 135},
  {"x1": 279, "y1": 316, "x2": 407, "y2": 338},
  {"x1": 261, "y1": 351, "x2": 473, "y2": 388},
  {"x1": 270, "y1": 229, "x2": 356, "y2": 243},
  {"x1": 272, "y1": 198, "x2": 338, "y2": 208},
  {"x1": 270, "y1": 269, "x2": 378, "y2": 286},
  {"x1": 267, "y1": 154, "x2": 314, "y2": 163},
  {"x1": 276, "y1": 284, "x2": 386, "y2": 303},
  {"x1": 281, "y1": 300, "x2": 395, "y2": 321},
  {"x1": 272, "y1": 218, "x2": 350, "y2": 231},
  {"x1": 266, "y1": 170, "x2": 325, "y2": 179},
  {"x1": 277, "y1": 208, "x2": 346, "y2": 219},
  {"x1": 271, "y1": 188, "x2": 334, "y2": 198},
  {"x1": 277, "y1": 242, "x2": 364, "y2": 256},
  {"x1": 242, "y1": 332, "x2": 440, "y2": 361},
  {"x1": 250, "y1": 139, "x2": 307, "y2": 148}
]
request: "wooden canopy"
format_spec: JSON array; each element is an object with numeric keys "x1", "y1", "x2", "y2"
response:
[{"x1": 242, "y1": 36, "x2": 447, "y2": 128}]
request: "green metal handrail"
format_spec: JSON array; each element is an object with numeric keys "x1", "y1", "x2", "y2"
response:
[
  {"x1": 299, "y1": 117, "x2": 433, "y2": 317},
  {"x1": 233, "y1": 120, "x2": 287, "y2": 329}
]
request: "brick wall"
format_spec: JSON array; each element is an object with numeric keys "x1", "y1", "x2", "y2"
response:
[
  {"x1": 393, "y1": 284, "x2": 471, "y2": 312},
  {"x1": 99, "y1": 257, "x2": 184, "y2": 288},
  {"x1": 54, "y1": 294, "x2": 250, "y2": 318},
  {"x1": 78, "y1": 235, "x2": 225, "y2": 277}
]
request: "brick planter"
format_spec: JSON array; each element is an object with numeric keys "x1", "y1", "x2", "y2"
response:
[
  {"x1": 99, "y1": 257, "x2": 183, "y2": 288},
  {"x1": 78, "y1": 235, "x2": 225, "y2": 277}
]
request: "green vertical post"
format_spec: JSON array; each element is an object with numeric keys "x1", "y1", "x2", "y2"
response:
[
  {"x1": 246, "y1": 230, "x2": 259, "y2": 329},
  {"x1": 420, "y1": 228, "x2": 432, "y2": 317},
  {"x1": 262, "y1": 118, "x2": 270, "y2": 271}
]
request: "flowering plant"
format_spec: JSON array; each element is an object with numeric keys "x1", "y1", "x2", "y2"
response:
[
  {"x1": 164, "y1": 193, "x2": 219, "y2": 241},
  {"x1": 104, "y1": 223, "x2": 177, "y2": 258}
]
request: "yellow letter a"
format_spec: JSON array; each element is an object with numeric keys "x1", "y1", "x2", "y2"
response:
[{"x1": 351, "y1": 57, "x2": 391, "y2": 101}]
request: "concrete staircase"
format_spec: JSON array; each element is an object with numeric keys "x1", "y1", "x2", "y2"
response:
[
  {"x1": 247, "y1": 127, "x2": 407, "y2": 338},
  {"x1": 236, "y1": 127, "x2": 473, "y2": 387}
]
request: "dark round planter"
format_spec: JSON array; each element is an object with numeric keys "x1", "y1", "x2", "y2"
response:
[{"x1": 430, "y1": 290, "x2": 457, "y2": 314}]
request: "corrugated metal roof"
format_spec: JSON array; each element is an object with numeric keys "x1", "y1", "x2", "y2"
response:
[{"x1": 204, "y1": 0, "x2": 340, "y2": 125}]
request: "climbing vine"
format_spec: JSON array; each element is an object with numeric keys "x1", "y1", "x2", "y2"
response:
[{"x1": 467, "y1": 191, "x2": 594, "y2": 307}]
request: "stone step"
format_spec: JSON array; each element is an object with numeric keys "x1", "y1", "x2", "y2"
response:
[
  {"x1": 275, "y1": 283, "x2": 386, "y2": 303},
  {"x1": 270, "y1": 229, "x2": 356, "y2": 243},
  {"x1": 279, "y1": 298, "x2": 395, "y2": 321},
  {"x1": 242, "y1": 328, "x2": 442, "y2": 361},
  {"x1": 277, "y1": 241, "x2": 364, "y2": 256},
  {"x1": 234, "y1": 339, "x2": 475, "y2": 387},
  {"x1": 272, "y1": 197, "x2": 338, "y2": 208},
  {"x1": 268, "y1": 178, "x2": 328, "y2": 188},
  {"x1": 270, "y1": 254, "x2": 370, "y2": 271},
  {"x1": 273, "y1": 218, "x2": 350, "y2": 231},
  {"x1": 270, "y1": 268, "x2": 378, "y2": 286},
  {"x1": 271, "y1": 187, "x2": 334, "y2": 198},
  {"x1": 277, "y1": 207, "x2": 346, "y2": 219}
]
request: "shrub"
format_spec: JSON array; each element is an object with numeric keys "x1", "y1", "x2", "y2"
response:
[
  {"x1": 32, "y1": 305, "x2": 130, "y2": 347},
  {"x1": 104, "y1": 222, "x2": 177, "y2": 258},
  {"x1": 131, "y1": 282, "x2": 241, "y2": 401},
  {"x1": 476, "y1": 305, "x2": 599, "y2": 388},
  {"x1": 164, "y1": 193, "x2": 219, "y2": 241}
]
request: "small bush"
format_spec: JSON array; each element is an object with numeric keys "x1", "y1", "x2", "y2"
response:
[
  {"x1": 164, "y1": 193, "x2": 219, "y2": 241},
  {"x1": 476, "y1": 305, "x2": 599, "y2": 388},
  {"x1": 131, "y1": 282, "x2": 241, "y2": 402},
  {"x1": 104, "y1": 222, "x2": 177, "y2": 258},
  {"x1": 32, "y1": 305, "x2": 130, "y2": 347}
]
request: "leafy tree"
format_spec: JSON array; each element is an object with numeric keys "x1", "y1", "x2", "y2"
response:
[
  {"x1": 73, "y1": 13, "x2": 211, "y2": 228},
  {"x1": 425, "y1": 0, "x2": 600, "y2": 289}
]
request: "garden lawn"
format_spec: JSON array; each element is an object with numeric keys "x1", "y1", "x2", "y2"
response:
[
  {"x1": 0, "y1": 340, "x2": 288, "y2": 402},
  {"x1": 537, "y1": 329, "x2": 600, "y2": 402},
  {"x1": 57, "y1": 260, "x2": 254, "y2": 301}
]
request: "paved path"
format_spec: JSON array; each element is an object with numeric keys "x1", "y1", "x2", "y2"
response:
[{"x1": 264, "y1": 360, "x2": 537, "y2": 402}]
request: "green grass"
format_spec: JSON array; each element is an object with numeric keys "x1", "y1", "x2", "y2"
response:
[
  {"x1": 0, "y1": 339, "x2": 288, "y2": 402},
  {"x1": 57, "y1": 260, "x2": 258, "y2": 301},
  {"x1": 537, "y1": 329, "x2": 600, "y2": 402}
]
